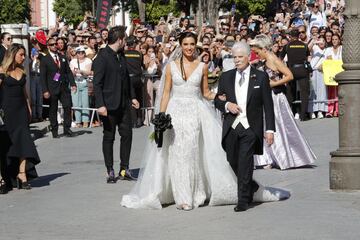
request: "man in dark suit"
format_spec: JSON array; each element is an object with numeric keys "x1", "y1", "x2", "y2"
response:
[
  {"x1": 40, "y1": 37, "x2": 76, "y2": 138},
  {"x1": 215, "y1": 42, "x2": 275, "y2": 212},
  {"x1": 93, "y1": 26, "x2": 140, "y2": 183},
  {"x1": 0, "y1": 32, "x2": 12, "y2": 63}
]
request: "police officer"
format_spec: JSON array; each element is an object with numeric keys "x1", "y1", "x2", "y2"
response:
[
  {"x1": 124, "y1": 36, "x2": 143, "y2": 128},
  {"x1": 284, "y1": 28, "x2": 311, "y2": 121}
]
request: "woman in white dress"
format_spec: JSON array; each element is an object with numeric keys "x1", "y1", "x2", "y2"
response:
[
  {"x1": 308, "y1": 36, "x2": 328, "y2": 119},
  {"x1": 121, "y1": 32, "x2": 289, "y2": 210},
  {"x1": 250, "y1": 34, "x2": 316, "y2": 170}
]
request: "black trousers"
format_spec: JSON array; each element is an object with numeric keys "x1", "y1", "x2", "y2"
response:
[
  {"x1": 225, "y1": 124, "x2": 259, "y2": 204},
  {"x1": 130, "y1": 78, "x2": 143, "y2": 126},
  {"x1": 30, "y1": 73, "x2": 43, "y2": 119},
  {"x1": 101, "y1": 106, "x2": 132, "y2": 172},
  {"x1": 49, "y1": 84, "x2": 72, "y2": 132},
  {"x1": 0, "y1": 129, "x2": 11, "y2": 186},
  {"x1": 287, "y1": 77, "x2": 310, "y2": 120}
]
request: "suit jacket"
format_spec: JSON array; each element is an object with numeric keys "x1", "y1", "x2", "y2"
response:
[
  {"x1": 0, "y1": 45, "x2": 6, "y2": 64},
  {"x1": 214, "y1": 67, "x2": 275, "y2": 155},
  {"x1": 40, "y1": 52, "x2": 75, "y2": 95},
  {"x1": 93, "y1": 46, "x2": 135, "y2": 110}
]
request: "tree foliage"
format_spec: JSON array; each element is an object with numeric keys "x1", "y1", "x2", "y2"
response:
[
  {"x1": 233, "y1": 0, "x2": 272, "y2": 16},
  {"x1": 53, "y1": 0, "x2": 93, "y2": 26},
  {"x1": 128, "y1": 0, "x2": 180, "y2": 25},
  {"x1": 53, "y1": 0, "x2": 123, "y2": 26},
  {"x1": 0, "y1": 0, "x2": 31, "y2": 24}
]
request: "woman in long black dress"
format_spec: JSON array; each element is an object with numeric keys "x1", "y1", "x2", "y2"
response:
[{"x1": 0, "y1": 43, "x2": 40, "y2": 190}]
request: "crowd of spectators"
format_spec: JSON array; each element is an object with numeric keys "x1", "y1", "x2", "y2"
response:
[{"x1": 1, "y1": 0, "x2": 346, "y2": 128}]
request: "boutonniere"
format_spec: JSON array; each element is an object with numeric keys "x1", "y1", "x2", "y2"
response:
[
  {"x1": 61, "y1": 58, "x2": 66, "y2": 62},
  {"x1": 250, "y1": 74, "x2": 256, "y2": 80}
]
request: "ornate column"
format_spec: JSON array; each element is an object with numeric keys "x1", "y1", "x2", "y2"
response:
[{"x1": 330, "y1": 0, "x2": 360, "y2": 189}]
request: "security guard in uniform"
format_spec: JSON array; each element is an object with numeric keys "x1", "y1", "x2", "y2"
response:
[
  {"x1": 284, "y1": 28, "x2": 311, "y2": 121},
  {"x1": 124, "y1": 36, "x2": 143, "y2": 128}
]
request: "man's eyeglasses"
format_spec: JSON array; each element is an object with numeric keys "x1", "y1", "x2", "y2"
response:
[
  {"x1": 6, "y1": 37, "x2": 12, "y2": 41},
  {"x1": 169, "y1": 39, "x2": 176, "y2": 41},
  {"x1": 48, "y1": 43, "x2": 56, "y2": 46},
  {"x1": 76, "y1": 40, "x2": 84, "y2": 43},
  {"x1": 222, "y1": 28, "x2": 229, "y2": 31},
  {"x1": 240, "y1": 28, "x2": 248, "y2": 31},
  {"x1": 314, "y1": 5, "x2": 319, "y2": 8},
  {"x1": 299, "y1": 31, "x2": 306, "y2": 34},
  {"x1": 137, "y1": 30, "x2": 145, "y2": 33}
]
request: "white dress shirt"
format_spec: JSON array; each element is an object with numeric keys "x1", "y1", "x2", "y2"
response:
[
  {"x1": 49, "y1": 52, "x2": 60, "y2": 66},
  {"x1": 225, "y1": 65, "x2": 274, "y2": 133},
  {"x1": 231, "y1": 65, "x2": 251, "y2": 129}
]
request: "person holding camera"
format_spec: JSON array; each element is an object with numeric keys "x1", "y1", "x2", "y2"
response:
[
  {"x1": 69, "y1": 46, "x2": 92, "y2": 128},
  {"x1": 308, "y1": 36, "x2": 328, "y2": 119},
  {"x1": 143, "y1": 45, "x2": 161, "y2": 126}
]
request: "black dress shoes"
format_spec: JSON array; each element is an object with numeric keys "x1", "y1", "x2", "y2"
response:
[
  {"x1": 52, "y1": 131, "x2": 59, "y2": 138},
  {"x1": 234, "y1": 203, "x2": 248, "y2": 212},
  {"x1": 64, "y1": 129, "x2": 76, "y2": 137},
  {"x1": 106, "y1": 170, "x2": 117, "y2": 184},
  {"x1": 118, "y1": 168, "x2": 137, "y2": 181},
  {"x1": 0, "y1": 179, "x2": 8, "y2": 194}
]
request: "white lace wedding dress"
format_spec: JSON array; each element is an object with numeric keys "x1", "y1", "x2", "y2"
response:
[{"x1": 121, "y1": 61, "x2": 289, "y2": 209}]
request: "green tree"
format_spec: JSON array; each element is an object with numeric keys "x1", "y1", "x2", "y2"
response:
[
  {"x1": 0, "y1": 0, "x2": 31, "y2": 24},
  {"x1": 53, "y1": 0, "x2": 93, "y2": 26},
  {"x1": 233, "y1": 0, "x2": 272, "y2": 16},
  {"x1": 126, "y1": 0, "x2": 180, "y2": 24},
  {"x1": 53, "y1": 0, "x2": 121, "y2": 26}
]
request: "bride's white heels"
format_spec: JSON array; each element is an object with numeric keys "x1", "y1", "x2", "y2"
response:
[{"x1": 177, "y1": 204, "x2": 193, "y2": 211}]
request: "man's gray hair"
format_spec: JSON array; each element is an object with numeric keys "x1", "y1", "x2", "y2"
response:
[{"x1": 232, "y1": 42, "x2": 251, "y2": 56}]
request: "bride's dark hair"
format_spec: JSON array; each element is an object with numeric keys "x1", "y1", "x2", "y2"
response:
[{"x1": 178, "y1": 31, "x2": 197, "y2": 81}]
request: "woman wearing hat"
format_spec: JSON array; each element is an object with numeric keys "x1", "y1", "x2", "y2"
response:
[{"x1": 69, "y1": 46, "x2": 92, "y2": 128}]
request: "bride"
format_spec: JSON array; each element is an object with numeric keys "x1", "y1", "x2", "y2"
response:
[{"x1": 121, "y1": 32, "x2": 289, "y2": 210}]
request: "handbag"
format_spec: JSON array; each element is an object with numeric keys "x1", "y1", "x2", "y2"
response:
[{"x1": 304, "y1": 60, "x2": 313, "y2": 73}]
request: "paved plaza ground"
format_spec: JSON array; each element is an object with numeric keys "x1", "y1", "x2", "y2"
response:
[{"x1": 1, "y1": 118, "x2": 360, "y2": 240}]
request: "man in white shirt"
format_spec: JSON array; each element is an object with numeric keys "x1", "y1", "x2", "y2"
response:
[{"x1": 215, "y1": 42, "x2": 275, "y2": 212}]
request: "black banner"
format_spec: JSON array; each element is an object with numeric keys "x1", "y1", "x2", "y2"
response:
[{"x1": 96, "y1": 0, "x2": 112, "y2": 29}]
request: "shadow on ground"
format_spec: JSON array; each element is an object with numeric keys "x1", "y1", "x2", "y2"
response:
[{"x1": 31, "y1": 172, "x2": 70, "y2": 188}]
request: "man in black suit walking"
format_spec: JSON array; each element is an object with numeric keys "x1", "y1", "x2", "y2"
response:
[
  {"x1": 215, "y1": 42, "x2": 275, "y2": 212},
  {"x1": 93, "y1": 26, "x2": 140, "y2": 183},
  {"x1": 40, "y1": 37, "x2": 76, "y2": 138}
]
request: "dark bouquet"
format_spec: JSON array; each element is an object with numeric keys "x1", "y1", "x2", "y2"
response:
[{"x1": 151, "y1": 112, "x2": 173, "y2": 148}]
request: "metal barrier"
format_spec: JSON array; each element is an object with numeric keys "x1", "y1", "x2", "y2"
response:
[{"x1": 41, "y1": 105, "x2": 100, "y2": 128}]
